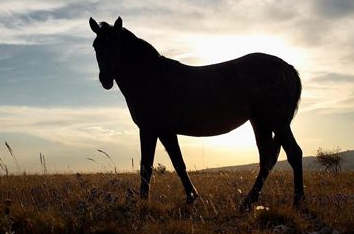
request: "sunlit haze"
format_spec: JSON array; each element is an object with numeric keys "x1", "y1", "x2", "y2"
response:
[{"x1": 1, "y1": 0, "x2": 354, "y2": 173}]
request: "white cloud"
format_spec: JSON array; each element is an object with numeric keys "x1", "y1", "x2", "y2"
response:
[
  {"x1": 0, "y1": 1, "x2": 66, "y2": 16},
  {"x1": 0, "y1": 0, "x2": 98, "y2": 45},
  {"x1": 300, "y1": 72, "x2": 354, "y2": 114},
  {"x1": 0, "y1": 105, "x2": 138, "y2": 147},
  {"x1": 0, "y1": 18, "x2": 86, "y2": 44}
]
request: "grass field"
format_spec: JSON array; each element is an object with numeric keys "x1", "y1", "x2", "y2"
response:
[{"x1": 0, "y1": 171, "x2": 353, "y2": 234}]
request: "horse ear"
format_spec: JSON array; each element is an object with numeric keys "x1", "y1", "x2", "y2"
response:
[
  {"x1": 114, "y1": 17, "x2": 123, "y2": 30},
  {"x1": 89, "y1": 17, "x2": 100, "y2": 34}
]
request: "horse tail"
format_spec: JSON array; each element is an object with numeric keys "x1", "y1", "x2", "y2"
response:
[{"x1": 289, "y1": 65, "x2": 302, "y2": 121}]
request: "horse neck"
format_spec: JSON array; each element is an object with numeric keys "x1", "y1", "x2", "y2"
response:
[{"x1": 115, "y1": 55, "x2": 161, "y2": 99}]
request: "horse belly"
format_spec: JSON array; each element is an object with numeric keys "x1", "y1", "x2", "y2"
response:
[{"x1": 172, "y1": 104, "x2": 251, "y2": 137}]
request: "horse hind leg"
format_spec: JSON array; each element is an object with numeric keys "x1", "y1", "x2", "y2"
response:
[
  {"x1": 240, "y1": 120, "x2": 281, "y2": 211},
  {"x1": 275, "y1": 124, "x2": 304, "y2": 208}
]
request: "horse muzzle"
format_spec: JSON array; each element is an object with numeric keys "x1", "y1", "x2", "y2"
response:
[{"x1": 99, "y1": 72, "x2": 114, "y2": 90}]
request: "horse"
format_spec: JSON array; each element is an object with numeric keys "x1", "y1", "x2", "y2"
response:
[{"x1": 89, "y1": 16, "x2": 304, "y2": 210}]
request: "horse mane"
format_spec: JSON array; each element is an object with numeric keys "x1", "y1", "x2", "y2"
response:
[
  {"x1": 121, "y1": 28, "x2": 161, "y2": 59},
  {"x1": 98, "y1": 21, "x2": 160, "y2": 59},
  {"x1": 98, "y1": 21, "x2": 114, "y2": 34},
  {"x1": 99, "y1": 21, "x2": 111, "y2": 28}
]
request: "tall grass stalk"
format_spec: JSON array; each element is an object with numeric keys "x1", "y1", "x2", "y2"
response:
[
  {"x1": 86, "y1": 157, "x2": 109, "y2": 173},
  {"x1": 5, "y1": 141, "x2": 20, "y2": 172},
  {"x1": 97, "y1": 149, "x2": 117, "y2": 173},
  {"x1": 39, "y1": 153, "x2": 48, "y2": 174},
  {"x1": 0, "y1": 154, "x2": 8, "y2": 176}
]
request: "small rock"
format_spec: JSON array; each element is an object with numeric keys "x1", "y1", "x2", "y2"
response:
[
  {"x1": 310, "y1": 227, "x2": 341, "y2": 234},
  {"x1": 319, "y1": 227, "x2": 334, "y2": 234},
  {"x1": 256, "y1": 205, "x2": 270, "y2": 211},
  {"x1": 4, "y1": 198, "x2": 12, "y2": 206},
  {"x1": 319, "y1": 227, "x2": 333, "y2": 234},
  {"x1": 273, "y1": 224, "x2": 292, "y2": 234}
]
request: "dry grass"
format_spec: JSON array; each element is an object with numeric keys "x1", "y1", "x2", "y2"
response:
[{"x1": 0, "y1": 171, "x2": 353, "y2": 234}]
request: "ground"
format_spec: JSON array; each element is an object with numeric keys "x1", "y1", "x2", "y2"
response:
[{"x1": 0, "y1": 171, "x2": 353, "y2": 234}]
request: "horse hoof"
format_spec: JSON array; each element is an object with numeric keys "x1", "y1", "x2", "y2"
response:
[
  {"x1": 187, "y1": 192, "x2": 199, "y2": 204},
  {"x1": 239, "y1": 201, "x2": 252, "y2": 212},
  {"x1": 293, "y1": 196, "x2": 305, "y2": 211}
]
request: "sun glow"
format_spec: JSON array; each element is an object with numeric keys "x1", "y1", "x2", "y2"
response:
[
  {"x1": 176, "y1": 122, "x2": 259, "y2": 169},
  {"x1": 202, "y1": 122, "x2": 256, "y2": 148},
  {"x1": 179, "y1": 34, "x2": 306, "y2": 67}
]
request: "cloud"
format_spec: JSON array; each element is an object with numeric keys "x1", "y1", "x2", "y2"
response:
[
  {"x1": 0, "y1": 1, "x2": 66, "y2": 16},
  {"x1": 1, "y1": 0, "x2": 353, "y2": 47},
  {"x1": 311, "y1": 0, "x2": 354, "y2": 19},
  {"x1": 0, "y1": 0, "x2": 98, "y2": 45},
  {"x1": 0, "y1": 105, "x2": 138, "y2": 147},
  {"x1": 300, "y1": 72, "x2": 354, "y2": 114},
  {"x1": 311, "y1": 73, "x2": 354, "y2": 84},
  {"x1": 2, "y1": 0, "x2": 354, "y2": 65}
]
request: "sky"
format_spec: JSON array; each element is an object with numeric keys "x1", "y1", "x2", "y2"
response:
[{"x1": 0, "y1": 0, "x2": 354, "y2": 173}]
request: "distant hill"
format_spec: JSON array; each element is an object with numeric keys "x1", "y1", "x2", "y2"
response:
[{"x1": 200, "y1": 150, "x2": 354, "y2": 172}]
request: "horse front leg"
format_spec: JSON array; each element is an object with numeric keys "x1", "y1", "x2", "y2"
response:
[
  {"x1": 139, "y1": 129, "x2": 158, "y2": 200},
  {"x1": 159, "y1": 133, "x2": 199, "y2": 204}
]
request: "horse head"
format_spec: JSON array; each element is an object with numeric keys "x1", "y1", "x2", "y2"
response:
[{"x1": 89, "y1": 17, "x2": 123, "y2": 90}]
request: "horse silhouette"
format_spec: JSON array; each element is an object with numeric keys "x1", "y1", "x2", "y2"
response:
[{"x1": 89, "y1": 16, "x2": 304, "y2": 210}]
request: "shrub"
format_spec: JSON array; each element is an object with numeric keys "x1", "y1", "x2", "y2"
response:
[
  {"x1": 316, "y1": 147, "x2": 343, "y2": 175},
  {"x1": 154, "y1": 163, "x2": 167, "y2": 175}
]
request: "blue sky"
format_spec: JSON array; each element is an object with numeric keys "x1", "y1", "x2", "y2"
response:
[{"x1": 1, "y1": 0, "x2": 354, "y2": 173}]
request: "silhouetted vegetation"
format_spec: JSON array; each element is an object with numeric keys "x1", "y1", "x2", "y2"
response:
[
  {"x1": 316, "y1": 147, "x2": 343, "y2": 175},
  {"x1": 154, "y1": 163, "x2": 167, "y2": 175}
]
